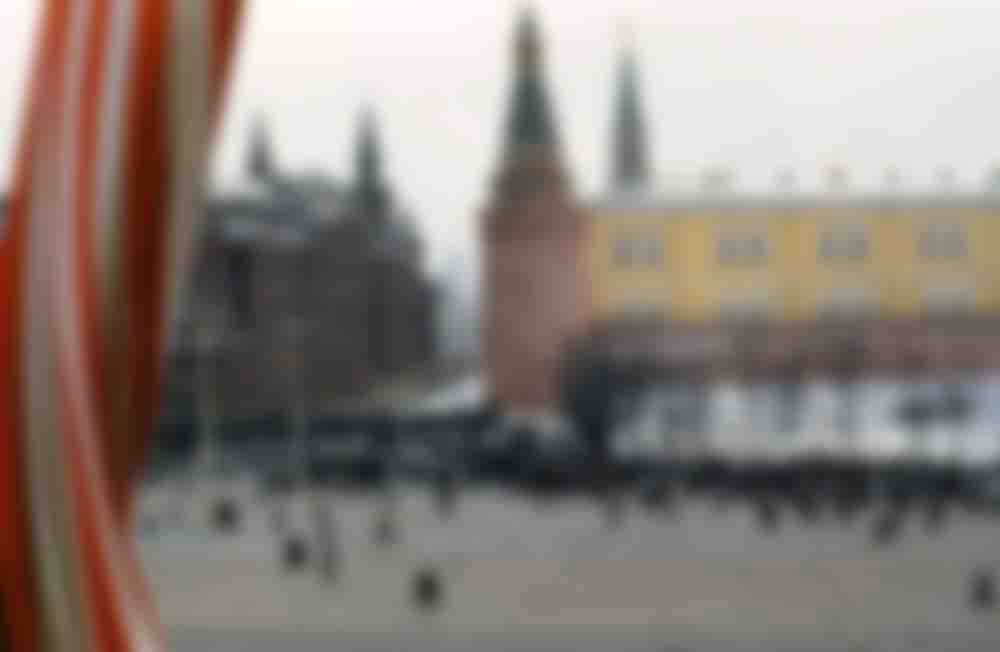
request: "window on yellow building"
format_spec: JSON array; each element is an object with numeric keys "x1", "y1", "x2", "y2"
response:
[
  {"x1": 718, "y1": 233, "x2": 767, "y2": 266},
  {"x1": 643, "y1": 239, "x2": 664, "y2": 266},
  {"x1": 919, "y1": 224, "x2": 966, "y2": 260},
  {"x1": 820, "y1": 226, "x2": 868, "y2": 262},
  {"x1": 614, "y1": 237, "x2": 633, "y2": 266},
  {"x1": 614, "y1": 236, "x2": 663, "y2": 268}
]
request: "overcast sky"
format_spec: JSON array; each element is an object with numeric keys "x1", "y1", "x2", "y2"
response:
[{"x1": 4, "y1": 1, "x2": 1000, "y2": 275}]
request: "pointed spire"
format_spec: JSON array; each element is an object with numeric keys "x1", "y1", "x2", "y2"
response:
[
  {"x1": 611, "y1": 27, "x2": 648, "y2": 191},
  {"x1": 247, "y1": 114, "x2": 276, "y2": 181},
  {"x1": 355, "y1": 106, "x2": 390, "y2": 216},
  {"x1": 504, "y1": 7, "x2": 558, "y2": 156}
]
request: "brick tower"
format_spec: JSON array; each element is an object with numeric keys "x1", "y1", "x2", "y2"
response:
[{"x1": 482, "y1": 9, "x2": 588, "y2": 414}]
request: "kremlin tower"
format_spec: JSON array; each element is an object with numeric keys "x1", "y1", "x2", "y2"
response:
[{"x1": 481, "y1": 9, "x2": 588, "y2": 414}]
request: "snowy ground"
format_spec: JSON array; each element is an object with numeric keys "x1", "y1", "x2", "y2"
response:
[{"x1": 140, "y1": 480, "x2": 1000, "y2": 651}]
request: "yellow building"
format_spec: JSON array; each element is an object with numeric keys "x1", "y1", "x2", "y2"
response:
[
  {"x1": 588, "y1": 192, "x2": 1000, "y2": 325},
  {"x1": 587, "y1": 49, "x2": 1000, "y2": 332}
]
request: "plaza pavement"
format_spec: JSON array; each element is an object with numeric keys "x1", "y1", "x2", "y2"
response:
[{"x1": 139, "y1": 482, "x2": 1000, "y2": 650}]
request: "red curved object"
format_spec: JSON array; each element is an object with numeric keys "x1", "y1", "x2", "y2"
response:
[{"x1": 0, "y1": 2, "x2": 244, "y2": 650}]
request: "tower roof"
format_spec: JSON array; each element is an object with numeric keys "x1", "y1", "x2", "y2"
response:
[
  {"x1": 247, "y1": 114, "x2": 276, "y2": 181},
  {"x1": 504, "y1": 7, "x2": 558, "y2": 156},
  {"x1": 355, "y1": 106, "x2": 390, "y2": 216},
  {"x1": 611, "y1": 40, "x2": 648, "y2": 191}
]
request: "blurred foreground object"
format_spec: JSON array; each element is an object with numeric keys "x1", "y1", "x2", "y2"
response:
[{"x1": 0, "y1": 2, "x2": 244, "y2": 650}]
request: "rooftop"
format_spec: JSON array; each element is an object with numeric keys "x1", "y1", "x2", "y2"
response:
[{"x1": 591, "y1": 188, "x2": 1000, "y2": 214}]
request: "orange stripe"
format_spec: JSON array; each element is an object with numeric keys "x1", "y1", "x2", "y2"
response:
[
  {"x1": 76, "y1": 0, "x2": 112, "y2": 527},
  {"x1": 107, "y1": 0, "x2": 170, "y2": 521},
  {"x1": 128, "y1": 0, "x2": 171, "y2": 522},
  {"x1": 0, "y1": 3, "x2": 72, "y2": 650}
]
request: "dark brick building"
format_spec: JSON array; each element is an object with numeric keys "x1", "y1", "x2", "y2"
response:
[{"x1": 162, "y1": 112, "x2": 436, "y2": 422}]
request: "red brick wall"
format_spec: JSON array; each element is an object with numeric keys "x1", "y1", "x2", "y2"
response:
[{"x1": 482, "y1": 188, "x2": 588, "y2": 411}]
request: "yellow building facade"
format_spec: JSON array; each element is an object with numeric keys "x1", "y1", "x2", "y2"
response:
[{"x1": 587, "y1": 196, "x2": 1000, "y2": 326}]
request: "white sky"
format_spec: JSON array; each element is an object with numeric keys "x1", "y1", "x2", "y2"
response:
[{"x1": 4, "y1": 1, "x2": 1000, "y2": 275}]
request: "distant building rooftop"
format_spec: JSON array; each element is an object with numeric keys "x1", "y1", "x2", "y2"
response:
[
  {"x1": 208, "y1": 166, "x2": 352, "y2": 248},
  {"x1": 591, "y1": 188, "x2": 1000, "y2": 214}
]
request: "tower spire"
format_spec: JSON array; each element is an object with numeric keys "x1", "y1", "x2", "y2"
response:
[
  {"x1": 247, "y1": 114, "x2": 276, "y2": 181},
  {"x1": 355, "y1": 106, "x2": 389, "y2": 216},
  {"x1": 504, "y1": 7, "x2": 558, "y2": 157},
  {"x1": 611, "y1": 31, "x2": 648, "y2": 191}
]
